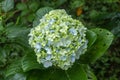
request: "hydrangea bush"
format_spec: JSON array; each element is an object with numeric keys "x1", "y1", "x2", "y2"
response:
[{"x1": 28, "y1": 9, "x2": 88, "y2": 70}]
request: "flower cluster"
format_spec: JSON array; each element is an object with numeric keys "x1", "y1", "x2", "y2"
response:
[{"x1": 28, "y1": 9, "x2": 88, "y2": 70}]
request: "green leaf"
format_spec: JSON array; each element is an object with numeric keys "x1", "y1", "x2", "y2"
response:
[
  {"x1": 86, "y1": 30, "x2": 97, "y2": 48},
  {"x1": 28, "y1": 2, "x2": 39, "y2": 12},
  {"x1": 0, "y1": 17, "x2": 4, "y2": 31},
  {"x1": 21, "y1": 9, "x2": 30, "y2": 16},
  {"x1": 6, "y1": 73, "x2": 27, "y2": 80},
  {"x1": 87, "y1": 70, "x2": 97, "y2": 80},
  {"x1": 16, "y1": 3, "x2": 27, "y2": 10},
  {"x1": 21, "y1": 52, "x2": 44, "y2": 72},
  {"x1": 27, "y1": 69, "x2": 53, "y2": 80},
  {"x1": 27, "y1": 14, "x2": 35, "y2": 22},
  {"x1": 50, "y1": 69, "x2": 68, "y2": 80},
  {"x1": 33, "y1": 7, "x2": 53, "y2": 27},
  {"x1": 0, "y1": 48, "x2": 7, "y2": 66},
  {"x1": 80, "y1": 28, "x2": 114, "y2": 63},
  {"x1": 27, "y1": 69, "x2": 68, "y2": 80},
  {"x1": 55, "y1": 0, "x2": 67, "y2": 8},
  {"x1": 6, "y1": 24, "x2": 30, "y2": 38},
  {"x1": 36, "y1": 7, "x2": 53, "y2": 19},
  {"x1": 5, "y1": 59, "x2": 23, "y2": 77},
  {"x1": 67, "y1": 64, "x2": 88, "y2": 80},
  {"x1": 2, "y1": 0, "x2": 14, "y2": 12},
  {"x1": 82, "y1": 64, "x2": 97, "y2": 80},
  {"x1": 41, "y1": 0, "x2": 67, "y2": 8},
  {"x1": 27, "y1": 64, "x2": 87, "y2": 80}
]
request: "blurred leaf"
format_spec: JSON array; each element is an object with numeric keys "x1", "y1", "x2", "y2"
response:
[
  {"x1": 55, "y1": 0, "x2": 67, "y2": 8},
  {"x1": 27, "y1": 69, "x2": 53, "y2": 80},
  {"x1": 67, "y1": 64, "x2": 87, "y2": 80},
  {"x1": 5, "y1": 59, "x2": 23, "y2": 77},
  {"x1": 41, "y1": 0, "x2": 67, "y2": 8},
  {"x1": 16, "y1": 3, "x2": 27, "y2": 11},
  {"x1": 6, "y1": 73, "x2": 27, "y2": 80},
  {"x1": 2, "y1": 0, "x2": 14, "y2": 12},
  {"x1": 86, "y1": 30, "x2": 97, "y2": 48},
  {"x1": 21, "y1": 52, "x2": 44, "y2": 72},
  {"x1": 6, "y1": 23, "x2": 30, "y2": 49},
  {"x1": 89, "y1": 10, "x2": 100, "y2": 20},
  {"x1": 36, "y1": 7, "x2": 53, "y2": 19},
  {"x1": 70, "y1": 0, "x2": 85, "y2": 9},
  {"x1": 6, "y1": 24, "x2": 30, "y2": 38},
  {"x1": 27, "y1": 14, "x2": 35, "y2": 22},
  {"x1": 0, "y1": 48, "x2": 7, "y2": 65},
  {"x1": 33, "y1": 7, "x2": 53, "y2": 27},
  {"x1": 21, "y1": 9, "x2": 30, "y2": 16},
  {"x1": 80, "y1": 28, "x2": 114, "y2": 63},
  {"x1": 87, "y1": 70, "x2": 97, "y2": 80},
  {"x1": 27, "y1": 64, "x2": 87, "y2": 80},
  {"x1": 112, "y1": 26, "x2": 120, "y2": 37},
  {"x1": 33, "y1": 17, "x2": 40, "y2": 27},
  {"x1": 28, "y1": 2, "x2": 39, "y2": 12},
  {"x1": 0, "y1": 17, "x2": 4, "y2": 31},
  {"x1": 50, "y1": 69, "x2": 68, "y2": 80}
]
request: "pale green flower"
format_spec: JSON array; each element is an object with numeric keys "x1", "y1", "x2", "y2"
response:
[{"x1": 28, "y1": 9, "x2": 88, "y2": 70}]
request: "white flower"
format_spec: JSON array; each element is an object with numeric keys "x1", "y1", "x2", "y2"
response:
[
  {"x1": 69, "y1": 28, "x2": 77, "y2": 35},
  {"x1": 60, "y1": 56, "x2": 67, "y2": 61},
  {"x1": 28, "y1": 9, "x2": 88, "y2": 70},
  {"x1": 43, "y1": 61, "x2": 52, "y2": 68}
]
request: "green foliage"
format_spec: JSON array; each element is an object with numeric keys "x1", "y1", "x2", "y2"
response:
[
  {"x1": 21, "y1": 52, "x2": 44, "y2": 72},
  {"x1": 80, "y1": 28, "x2": 114, "y2": 63},
  {"x1": 33, "y1": 7, "x2": 53, "y2": 27},
  {"x1": 86, "y1": 30, "x2": 97, "y2": 48},
  {"x1": 66, "y1": 64, "x2": 87, "y2": 80},
  {"x1": 5, "y1": 59, "x2": 23, "y2": 77},
  {"x1": 1, "y1": 0, "x2": 14, "y2": 12},
  {"x1": 91, "y1": 38, "x2": 120, "y2": 80},
  {"x1": 0, "y1": 0, "x2": 119, "y2": 80},
  {"x1": 6, "y1": 73, "x2": 27, "y2": 80}
]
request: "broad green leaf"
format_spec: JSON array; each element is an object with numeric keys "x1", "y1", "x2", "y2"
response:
[
  {"x1": 80, "y1": 28, "x2": 114, "y2": 63},
  {"x1": 36, "y1": 7, "x2": 53, "y2": 19},
  {"x1": 5, "y1": 59, "x2": 23, "y2": 77},
  {"x1": 16, "y1": 3, "x2": 27, "y2": 10},
  {"x1": 6, "y1": 73, "x2": 27, "y2": 80},
  {"x1": 50, "y1": 69, "x2": 68, "y2": 80},
  {"x1": 21, "y1": 9, "x2": 30, "y2": 16},
  {"x1": 27, "y1": 14, "x2": 35, "y2": 22},
  {"x1": 27, "y1": 69, "x2": 67, "y2": 80},
  {"x1": 33, "y1": 7, "x2": 53, "y2": 27},
  {"x1": 28, "y1": 2, "x2": 39, "y2": 12},
  {"x1": 6, "y1": 24, "x2": 30, "y2": 48},
  {"x1": 6, "y1": 24, "x2": 30, "y2": 38},
  {"x1": 27, "y1": 69, "x2": 53, "y2": 80},
  {"x1": 27, "y1": 64, "x2": 87, "y2": 80},
  {"x1": 86, "y1": 30, "x2": 97, "y2": 48},
  {"x1": 21, "y1": 52, "x2": 44, "y2": 72},
  {"x1": 67, "y1": 64, "x2": 88, "y2": 80},
  {"x1": 2, "y1": 0, "x2": 14, "y2": 12}
]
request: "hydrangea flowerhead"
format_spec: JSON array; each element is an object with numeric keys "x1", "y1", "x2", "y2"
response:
[{"x1": 28, "y1": 9, "x2": 88, "y2": 70}]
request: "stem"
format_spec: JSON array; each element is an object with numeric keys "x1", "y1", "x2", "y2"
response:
[{"x1": 65, "y1": 70, "x2": 71, "y2": 80}]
